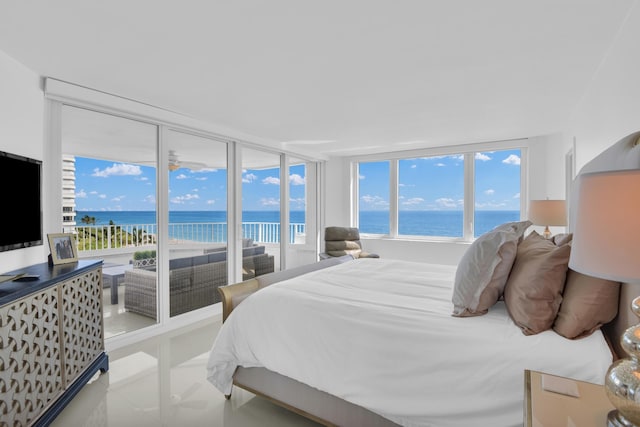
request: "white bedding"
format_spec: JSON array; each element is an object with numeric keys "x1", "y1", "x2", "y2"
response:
[{"x1": 206, "y1": 258, "x2": 613, "y2": 427}]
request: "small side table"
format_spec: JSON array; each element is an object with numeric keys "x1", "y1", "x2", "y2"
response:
[
  {"x1": 524, "y1": 369, "x2": 615, "y2": 426},
  {"x1": 102, "y1": 264, "x2": 132, "y2": 305}
]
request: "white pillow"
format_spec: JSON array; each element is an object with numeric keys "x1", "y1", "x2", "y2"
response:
[{"x1": 452, "y1": 220, "x2": 531, "y2": 317}]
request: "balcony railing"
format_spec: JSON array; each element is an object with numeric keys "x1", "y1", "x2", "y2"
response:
[{"x1": 70, "y1": 222, "x2": 306, "y2": 252}]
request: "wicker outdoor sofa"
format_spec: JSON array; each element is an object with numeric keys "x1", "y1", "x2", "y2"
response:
[{"x1": 123, "y1": 246, "x2": 274, "y2": 319}]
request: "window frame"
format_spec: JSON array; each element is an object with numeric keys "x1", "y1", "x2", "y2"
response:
[{"x1": 350, "y1": 139, "x2": 528, "y2": 242}]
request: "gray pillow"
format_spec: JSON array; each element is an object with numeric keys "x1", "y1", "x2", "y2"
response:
[{"x1": 452, "y1": 220, "x2": 531, "y2": 317}]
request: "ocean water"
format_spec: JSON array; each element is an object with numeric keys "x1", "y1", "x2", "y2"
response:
[
  {"x1": 77, "y1": 210, "x2": 306, "y2": 225},
  {"x1": 359, "y1": 210, "x2": 520, "y2": 238},
  {"x1": 76, "y1": 210, "x2": 519, "y2": 240}
]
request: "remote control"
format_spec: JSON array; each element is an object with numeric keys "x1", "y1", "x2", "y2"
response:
[{"x1": 14, "y1": 274, "x2": 40, "y2": 282}]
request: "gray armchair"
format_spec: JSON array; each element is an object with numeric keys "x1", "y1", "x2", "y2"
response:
[{"x1": 322, "y1": 226, "x2": 379, "y2": 259}]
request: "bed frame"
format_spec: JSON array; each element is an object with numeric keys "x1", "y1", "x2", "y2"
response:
[{"x1": 218, "y1": 131, "x2": 640, "y2": 427}]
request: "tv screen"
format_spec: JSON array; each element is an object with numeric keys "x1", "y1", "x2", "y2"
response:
[{"x1": 0, "y1": 150, "x2": 43, "y2": 252}]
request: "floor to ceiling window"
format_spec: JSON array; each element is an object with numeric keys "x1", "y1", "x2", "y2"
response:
[
  {"x1": 61, "y1": 105, "x2": 159, "y2": 338},
  {"x1": 50, "y1": 79, "x2": 320, "y2": 343},
  {"x1": 289, "y1": 158, "x2": 307, "y2": 245},
  {"x1": 241, "y1": 147, "x2": 280, "y2": 274},
  {"x1": 166, "y1": 130, "x2": 228, "y2": 318}
]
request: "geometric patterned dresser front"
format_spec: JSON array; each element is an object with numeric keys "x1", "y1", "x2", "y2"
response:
[
  {"x1": 0, "y1": 287, "x2": 63, "y2": 427},
  {"x1": 59, "y1": 267, "x2": 104, "y2": 387}
]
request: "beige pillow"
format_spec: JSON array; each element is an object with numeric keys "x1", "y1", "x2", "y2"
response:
[
  {"x1": 503, "y1": 231, "x2": 571, "y2": 335},
  {"x1": 553, "y1": 269, "x2": 620, "y2": 339},
  {"x1": 451, "y1": 220, "x2": 531, "y2": 317},
  {"x1": 551, "y1": 233, "x2": 573, "y2": 246}
]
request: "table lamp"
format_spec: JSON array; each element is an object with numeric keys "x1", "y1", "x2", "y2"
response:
[
  {"x1": 568, "y1": 169, "x2": 640, "y2": 427},
  {"x1": 528, "y1": 199, "x2": 567, "y2": 239}
]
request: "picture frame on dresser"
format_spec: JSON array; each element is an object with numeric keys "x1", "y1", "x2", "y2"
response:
[{"x1": 48, "y1": 233, "x2": 78, "y2": 265}]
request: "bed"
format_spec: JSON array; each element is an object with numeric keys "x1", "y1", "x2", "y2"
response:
[{"x1": 206, "y1": 131, "x2": 640, "y2": 427}]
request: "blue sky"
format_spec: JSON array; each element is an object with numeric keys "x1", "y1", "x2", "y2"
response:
[
  {"x1": 74, "y1": 158, "x2": 306, "y2": 211},
  {"x1": 359, "y1": 149, "x2": 521, "y2": 211}
]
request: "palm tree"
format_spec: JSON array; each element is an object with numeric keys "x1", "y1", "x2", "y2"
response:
[
  {"x1": 80, "y1": 214, "x2": 96, "y2": 225},
  {"x1": 132, "y1": 227, "x2": 146, "y2": 246}
]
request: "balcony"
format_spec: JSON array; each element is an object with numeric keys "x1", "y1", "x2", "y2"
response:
[
  {"x1": 68, "y1": 221, "x2": 306, "y2": 253},
  {"x1": 71, "y1": 221, "x2": 305, "y2": 339}
]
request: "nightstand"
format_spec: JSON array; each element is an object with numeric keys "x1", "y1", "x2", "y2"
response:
[{"x1": 524, "y1": 370, "x2": 615, "y2": 426}]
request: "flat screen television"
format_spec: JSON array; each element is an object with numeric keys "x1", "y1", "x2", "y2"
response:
[{"x1": 0, "y1": 150, "x2": 43, "y2": 252}]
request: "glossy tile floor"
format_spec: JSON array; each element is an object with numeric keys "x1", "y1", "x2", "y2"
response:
[{"x1": 52, "y1": 317, "x2": 321, "y2": 427}]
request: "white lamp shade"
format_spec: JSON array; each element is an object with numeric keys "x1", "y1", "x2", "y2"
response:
[
  {"x1": 568, "y1": 169, "x2": 640, "y2": 283},
  {"x1": 529, "y1": 199, "x2": 567, "y2": 226}
]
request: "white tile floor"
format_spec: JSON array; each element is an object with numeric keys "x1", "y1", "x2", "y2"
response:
[{"x1": 51, "y1": 317, "x2": 321, "y2": 427}]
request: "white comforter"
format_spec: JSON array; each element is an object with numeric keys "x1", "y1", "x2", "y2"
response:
[{"x1": 206, "y1": 258, "x2": 613, "y2": 427}]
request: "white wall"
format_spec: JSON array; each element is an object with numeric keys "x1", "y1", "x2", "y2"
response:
[
  {"x1": 0, "y1": 50, "x2": 46, "y2": 271},
  {"x1": 324, "y1": 156, "x2": 351, "y2": 227},
  {"x1": 567, "y1": 1, "x2": 640, "y2": 171}
]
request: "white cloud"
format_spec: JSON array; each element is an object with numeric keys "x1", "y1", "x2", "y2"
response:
[
  {"x1": 436, "y1": 163, "x2": 446, "y2": 167},
  {"x1": 475, "y1": 153, "x2": 491, "y2": 161},
  {"x1": 361, "y1": 194, "x2": 389, "y2": 207},
  {"x1": 410, "y1": 164, "x2": 417, "y2": 169},
  {"x1": 502, "y1": 154, "x2": 521, "y2": 165},
  {"x1": 290, "y1": 197, "x2": 305, "y2": 207},
  {"x1": 475, "y1": 201, "x2": 507, "y2": 208},
  {"x1": 289, "y1": 174, "x2": 305, "y2": 185},
  {"x1": 359, "y1": 174, "x2": 365, "y2": 180},
  {"x1": 206, "y1": 199, "x2": 215, "y2": 205},
  {"x1": 402, "y1": 197, "x2": 424, "y2": 205},
  {"x1": 513, "y1": 192, "x2": 520, "y2": 199},
  {"x1": 484, "y1": 189, "x2": 495, "y2": 195},
  {"x1": 92, "y1": 163, "x2": 142, "y2": 177},
  {"x1": 170, "y1": 193, "x2": 200, "y2": 204},
  {"x1": 242, "y1": 173, "x2": 258, "y2": 183},
  {"x1": 435, "y1": 197, "x2": 461, "y2": 208},
  {"x1": 262, "y1": 176, "x2": 280, "y2": 185},
  {"x1": 98, "y1": 194, "x2": 107, "y2": 199},
  {"x1": 176, "y1": 173, "x2": 189, "y2": 180},
  {"x1": 76, "y1": 189, "x2": 88, "y2": 198},
  {"x1": 111, "y1": 195, "x2": 126, "y2": 202},
  {"x1": 261, "y1": 197, "x2": 280, "y2": 206}
]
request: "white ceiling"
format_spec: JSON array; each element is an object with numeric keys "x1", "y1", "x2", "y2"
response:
[{"x1": 0, "y1": 1, "x2": 634, "y2": 157}]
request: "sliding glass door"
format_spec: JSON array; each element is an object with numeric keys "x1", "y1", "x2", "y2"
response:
[
  {"x1": 165, "y1": 130, "x2": 228, "y2": 317},
  {"x1": 61, "y1": 105, "x2": 159, "y2": 338},
  {"x1": 241, "y1": 147, "x2": 280, "y2": 275},
  {"x1": 54, "y1": 89, "x2": 321, "y2": 342}
]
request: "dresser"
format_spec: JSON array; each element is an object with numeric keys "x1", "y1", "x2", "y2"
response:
[{"x1": 0, "y1": 260, "x2": 108, "y2": 426}]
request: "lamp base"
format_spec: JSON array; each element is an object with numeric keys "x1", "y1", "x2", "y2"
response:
[
  {"x1": 542, "y1": 226, "x2": 552, "y2": 239},
  {"x1": 608, "y1": 410, "x2": 639, "y2": 427}
]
